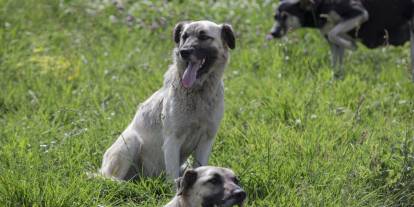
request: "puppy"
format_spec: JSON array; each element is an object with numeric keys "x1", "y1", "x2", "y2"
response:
[
  {"x1": 267, "y1": 0, "x2": 414, "y2": 81},
  {"x1": 164, "y1": 166, "x2": 246, "y2": 207},
  {"x1": 99, "y1": 20, "x2": 235, "y2": 180}
]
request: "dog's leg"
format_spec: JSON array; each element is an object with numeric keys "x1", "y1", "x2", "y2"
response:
[
  {"x1": 329, "y1": 43, "x2": 345, "y2": 79},
  {"x1": 328, "y1": 10, "x2": 368, "y2": 50},
  {"x1": 100, "y1": 129, "x2": 141, "y2": 180},
  {"x1": 410, "y1": 18, "x2": 414, "y2": 82},
  {"x1": 330, "y1": 43, "x2": 339, "y2": 68},
  {"x1": 336, "y1": 45, "x2": 345, "y2": 79},
  {"x1": 163, "y1": 137, "x2": 182, "y2": 179},
  {"x1": 193, "y1": 138, "x2": 215, "y2": 168}
]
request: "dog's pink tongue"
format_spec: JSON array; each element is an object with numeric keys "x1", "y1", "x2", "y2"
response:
[{"x1": 182, "y1": 61, "x2": 200, "y2": 89}]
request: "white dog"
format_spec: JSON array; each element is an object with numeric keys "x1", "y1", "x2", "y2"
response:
[
  {"x1": 164, "y1": 166, "x2": 246, "y2": 207},
  {"x1": 99, "y1": 20, "x2": 235, "y2": 180}
]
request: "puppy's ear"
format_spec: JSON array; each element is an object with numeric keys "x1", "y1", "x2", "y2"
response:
[
  {"x1": 221, "y1": 24, "x2": 236, "y2": 50},
  {"x1": 177, "y1": 169, "x2": 198, "y2": 196},
  {"x1": 173, "y1": 22, "x2": 187, "y2": 44},
  {"x1": 300, "y1": 0, "x2": 315, "y2": 10}
]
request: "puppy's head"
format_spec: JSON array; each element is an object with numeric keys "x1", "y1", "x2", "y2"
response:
[
  {"x1": 176, "y1": 166, "x2": 246, "y2": 207},
  {"x1": 267, "y1": 0, "x2": 317, "y2": 39},
  {"x1": 173, "y1": 20, "x2": 235, "y2": 89}
]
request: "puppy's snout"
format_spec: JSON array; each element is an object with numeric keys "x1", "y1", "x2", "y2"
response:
[
  {"x1": 179, "y1": 48, "x2": 194, "y2": 59},
  {"x1": 268, "y1": 23, "x2": 285, "y2": 39},
  {"x1": 270, "y1": 29, "x2": 283, "y2": 38},
  {"x1": 232, "y1": 189, "x2": 246, "y2": 202}
]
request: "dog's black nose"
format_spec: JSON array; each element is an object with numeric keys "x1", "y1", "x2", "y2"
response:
[
  {"x1": 269, "y1": 27, "x2": 284, "y2": 38},
  {"x1": 179, "y1": 48, "x2": 193, "y2": 59},
  {"x1": 232, "y1": 189, "x2": 247, "y2": 201}
]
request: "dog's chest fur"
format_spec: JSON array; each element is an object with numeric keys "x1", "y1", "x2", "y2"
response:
[
  {"x1": 164, "y1": 84, "x2": 224, "y2": 133},
  {"x1": 162, "y1": 68, "x2": 224, "y2": 153},
  {"x1": 179, "y1": 89, "x2": 224, "y2": 154}
]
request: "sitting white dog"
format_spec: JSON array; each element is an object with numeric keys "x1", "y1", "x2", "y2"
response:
[{"x1": 99, "y1": 20, "x2": 235, "y2": 180}]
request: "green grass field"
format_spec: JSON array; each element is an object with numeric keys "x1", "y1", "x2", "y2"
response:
[{"x1": 1, "y1": 0, "x2": 414, "y2": 206}]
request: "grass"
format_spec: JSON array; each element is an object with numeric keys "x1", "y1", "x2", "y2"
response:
[{"x1": 1, "y1": 0, "x2": 414, "y2": 206}]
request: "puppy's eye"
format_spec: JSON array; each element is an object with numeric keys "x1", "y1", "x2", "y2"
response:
[
  {"x1": 207, "y1": 175, "x2": 222, "y2": 185},
  {"x1": 281, "y1": 12, "x2": 288, "y2": 20},
  {"x1": 182, "y1": 33, "x2": 189, "y2": 40},
  {"x1": 232, "y1": 177, "x2": 240, "y2": 185},
  {"x1": 198, "y1": 35, "x2": 211, "y2": 41}
]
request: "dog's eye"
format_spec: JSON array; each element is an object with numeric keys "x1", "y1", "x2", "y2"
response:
[
  {"x1": 182, "y1": 33, "x2": 189, "y2": 40},
  {"x1": 232, "y1": 177, "x2": 240, "y2": 185},
  {"x1": 198, "y1": 35, "x2": 211, "y2": 41},
  {"x1": 280, "y1": 12, "x2": 288, "y2": 20},
  {"x1": 207, "y1": 175, "x2": 222, "y2": 185}
]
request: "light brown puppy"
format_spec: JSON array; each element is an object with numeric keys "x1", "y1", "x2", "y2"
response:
[{"x1": 165, "y1": 166, "x2": 246, "y2": 207}]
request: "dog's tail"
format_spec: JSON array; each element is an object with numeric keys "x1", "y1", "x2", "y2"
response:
[
  {"x1": 85, "y1": 170, "x2": 103, "y2": 179},
  {"x1": 85, "y1": 170, "x2": 124, "y2": 182}
]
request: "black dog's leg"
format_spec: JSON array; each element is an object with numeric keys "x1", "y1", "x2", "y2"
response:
[
  {"x1": 330, "y1": 43, "x2": 345, "y2": 79},
  {"x1": 410, "y1": 18, "x2": 414, "y2": 82},
  {"x1": 328, "y1": 6, "x2": 368, "y2": 50}
]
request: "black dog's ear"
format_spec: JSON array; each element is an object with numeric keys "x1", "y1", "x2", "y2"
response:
[
  {"x1": 177, "y1": 169, "x2": 198, "y2": 195},
  {"x1": 300, "y1": 0, "x2": 315, "y2": 10},
  {"x1": 173, "y1": 22, "x2": 187, "y2": 44},
  {"x1": 221, "y1": 24, "x2": 235, "y2": 49}
]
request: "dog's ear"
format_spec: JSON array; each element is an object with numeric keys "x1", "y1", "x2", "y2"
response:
[
  {"x1": 221, "y1": 24, "x2": 236, "y2": 50},
  {"x1": 300, "y1": 0, "x2": 315, "y2": 10},
  {"x1": 173, "y1": 22, "x2": 187, "y2": 44},
  {"x1": 177, "y1": 169, "x2": 198, "y2": 195}
]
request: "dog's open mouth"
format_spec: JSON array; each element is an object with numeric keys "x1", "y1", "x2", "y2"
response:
[{"x1": 181, "y1": 58, "x2": 207, "y2": 89}]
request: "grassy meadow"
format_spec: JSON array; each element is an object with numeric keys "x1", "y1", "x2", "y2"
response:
[{"x1": 1, "y1": 0, "x2": 414, "y2": 206}]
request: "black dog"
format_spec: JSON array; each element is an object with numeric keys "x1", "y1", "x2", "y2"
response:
[{"x1": 267, "y1": 0, "x2": 414, "y2": 81}]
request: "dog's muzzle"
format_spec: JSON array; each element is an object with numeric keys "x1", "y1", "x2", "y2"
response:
[
  {"x1": 179, "y1": 47, "x2": 206, "y2": 89},
  {"x1": 221, "y1": 188, "x2": 247, "y2": 207},
  {"x1": 179, "y1": 48, "x2": 194, "y2": 60},
  {"x1": 266, "y1": 25, "x2": 285, "y2": 40}
]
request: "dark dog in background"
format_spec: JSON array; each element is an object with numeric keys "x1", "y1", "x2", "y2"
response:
[{"x1": 267, "y1": 0, "x2": 414, "y2": 81}]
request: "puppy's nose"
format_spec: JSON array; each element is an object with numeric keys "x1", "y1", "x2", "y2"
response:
[
  {"x1": 232, "y1": 189, "x2": 247, "y2": 201},
  {"x1": 269, "y1": 27, "x2": 284, "y2": 38},
  {"x1": 179, "y1": 48, "x2": 194, "y2": 59},
  {"x1": 270, "y1": 31, "x2": 281, "y2": 38}
]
